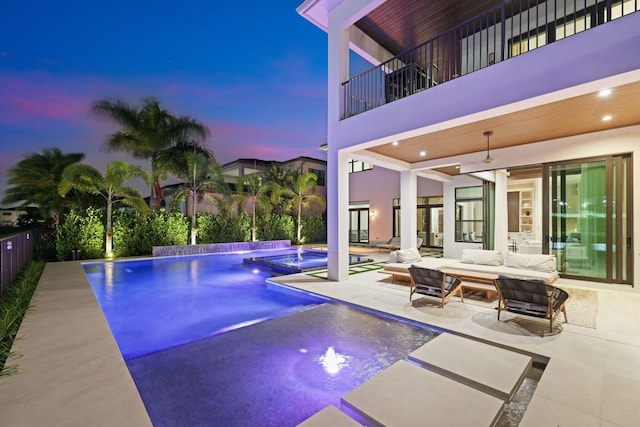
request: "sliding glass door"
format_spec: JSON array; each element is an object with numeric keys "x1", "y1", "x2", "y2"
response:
[
  {"x1": 349, "y1": 207, "x2": 369, "y2": 244},
  {"x1": 544, "y1": 154, "x2": 632, "y2": 284}
]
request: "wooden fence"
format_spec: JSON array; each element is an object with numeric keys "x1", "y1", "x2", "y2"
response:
[{"x1": 0, "y1": 230, "x2": 39, "y2": 296}]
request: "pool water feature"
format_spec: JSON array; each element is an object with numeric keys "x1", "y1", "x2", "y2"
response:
[
  {"x1": 126, "y1": 303, "x2": 439, "y2": 426},
  {"x1": 243, "y1": 248, "x2": 373, "y2": 273}
]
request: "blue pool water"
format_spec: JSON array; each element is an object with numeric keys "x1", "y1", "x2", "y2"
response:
[
  {"x1": 83, "y1": 248, "x2": 441, "y2": 426},
  {"x1": 84, "y1": 249, "x2": 537, "y2": 426},
  {"x1": 83, "y1": 248, "x2": 327, "y2": 359},
  {"x1": 243, "y1": 249, "x2": 373, "y2": 273}
]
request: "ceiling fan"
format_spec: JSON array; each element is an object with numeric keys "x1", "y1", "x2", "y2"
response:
[{"x1": 482, "y1": 130, "x2": 494, "y2": 163}]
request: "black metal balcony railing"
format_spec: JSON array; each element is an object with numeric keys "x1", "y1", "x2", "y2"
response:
[{"x1": 342, "y1": 0, "x2": 639, "y2": 119}]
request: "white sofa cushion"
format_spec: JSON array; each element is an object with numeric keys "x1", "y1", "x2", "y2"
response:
[
  {"x1": 382, "y1": 258, "x2": 458, "y2": 273},
  {"x1": 395, "y1": 248, "x2": 423, "y2": 263},
  {"x1": 505, "y1": 252, "x2": 556, "y2": 273},
  {"x1": 445, "y1": 262, "x2": 559, "y2": 284},
  {"x1": 461, "y1": 249, "x2": 503, "y2": 266}
]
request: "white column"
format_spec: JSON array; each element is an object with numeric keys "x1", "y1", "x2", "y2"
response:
[
  {"x1": 494, "y1": 169, "x2": 509, "y2": 253},
  {"x1": 327, "y1": 149, "x2": 350, "y2": 281},
  {"x1": 400, "y1": 170, "x2": 417, "y2": 249},
  {"x1": 326, "y1": 8, "x2": 352, "y2": 282}
]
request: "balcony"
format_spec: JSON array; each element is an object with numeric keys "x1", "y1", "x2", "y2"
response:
[{"x1": 342, "y1": 0, "x2": 639, "y2": 119}]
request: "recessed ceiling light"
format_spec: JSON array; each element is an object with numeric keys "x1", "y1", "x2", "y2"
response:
[
  {"x1": 392, "y1": 141, "x2": 399, "y2": 146},
  {"x1": 419, "y1": 151, "x2": 427, "y2": 157},
  {"x1": 602, "y1": 115, "x2": 612, "y2": 121},
  {"x1": 598, "y1": 88, "x2": 612, "y2": 97},
  {"x1": 455, "y1": 165, "x2": 460, "y2": 169}
]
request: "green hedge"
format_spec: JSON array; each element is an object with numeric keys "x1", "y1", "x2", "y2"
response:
[
  {"x1": 301, "y1": 215, "x2": 327, "y2": 243},
  {"x1": 54, "y1": 208, "x2": 325, "y2": 259},
  {"x1": 1, "y1": 261, "x2": 46, "y2": 376},
  {"x1": 56, "y1": 207, "x2": 104, "y2": 260},
  {"x1": 197, "y1": 213, "x2": 251, "y2": 244},
  {"x1": 255, "y1": 215, "x2": 295, "y2": 241},
  {"x1": 112, "y1": 210, "x2": 189, "y2": 257}
]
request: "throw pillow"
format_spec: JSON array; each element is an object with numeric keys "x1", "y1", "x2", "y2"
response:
[
  {"x1": 389, "y1": 251, "x2": 398, "y2": 263},
  {"x1": 396, "y1": 248, "x2": 423, "y2": 263},
  {"x1": 461, "y1": 249, "x2": 503, "y2": 266},
  {"x1": 505, "y1": 252, "x2": 557, "y2": 272}
]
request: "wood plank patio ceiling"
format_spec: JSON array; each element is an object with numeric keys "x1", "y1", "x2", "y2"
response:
[{"x1": 366, "y1": 80, "x2": 640, "y2": 164}]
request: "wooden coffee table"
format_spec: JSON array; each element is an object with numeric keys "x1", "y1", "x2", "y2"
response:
[{"x1": 441, "y1": 268, "x2": 499, "y2": 300}]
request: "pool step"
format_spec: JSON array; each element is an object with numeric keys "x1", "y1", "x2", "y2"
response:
[
  {"x1": 297, "y1": 332, "x2": 532, "y2": 426},
  {"x1": 341, "y1": 360, "x2": 504, "y2": 426},
  {"x1": 297, "y1": 405, "x2": 362, "y2": 427},
  {"x1": 408, "y1": 333, "x2": 532, "y2": 402}
]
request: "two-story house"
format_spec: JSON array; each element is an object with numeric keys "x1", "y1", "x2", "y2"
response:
[{"x1": 298, "y1": 0, "x2": 639, "y2": 287}]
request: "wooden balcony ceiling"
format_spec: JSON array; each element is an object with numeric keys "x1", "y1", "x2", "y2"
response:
[
  {"x1": 366, "y1": 80, "x2": 640, "y2": 165},
  {"x1": 355, "y1": 0, "x2": 507, "y2": 57}
]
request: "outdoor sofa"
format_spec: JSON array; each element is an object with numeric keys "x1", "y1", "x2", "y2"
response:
[{"x1": 380, "y1": 248, "x2": 559, "y2": 300}]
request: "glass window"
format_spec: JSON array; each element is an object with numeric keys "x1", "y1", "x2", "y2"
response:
[
  {"x1": 556, "y1": 14, "x2": 591, "y2": 40},
  {"x1": 608, "y1": 0, "x2": 636, "y2": 20},
  {"x1": 455, "y1": 186, "x2": 484, "y2": 243},
  {"x1": 308, "y1": 168, "x2": 325, "y2": 186},
  {"x1": 511, "y1": 31, "x2": 547, "y2": 57},
  {"x1": 547, "y1": 154, "x2": 632, "y2": 284},
  {"x1": 348, "y1": 159, "x2": 373, "y2": 174}
]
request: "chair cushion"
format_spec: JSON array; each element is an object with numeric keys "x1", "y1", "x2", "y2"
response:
[
  {"x1": 396, "y1": 248, "x2": 423, "y2": 263},
  {"x1": 461, "y1": 249, "x2": 503, "y2": 266},
  {"x1": 504, "y1": 252, "x2": 556, "y2": 273}
]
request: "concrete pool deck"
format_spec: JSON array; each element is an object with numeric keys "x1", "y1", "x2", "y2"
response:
[{"x1": 1, "y1": 253, "x2": 640, "y2": 426}]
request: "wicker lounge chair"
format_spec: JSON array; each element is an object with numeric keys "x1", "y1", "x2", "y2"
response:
[
  {"x1": 495, "y1": 275, "x2": 569, "y2": 332},
  {"x1": 408, "y1": 266, "x2": 463, "y2": 307}
]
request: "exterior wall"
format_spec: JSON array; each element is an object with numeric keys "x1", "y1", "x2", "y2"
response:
[
  {"x1": 349, "y1": 166, "x2": 444, "y2": 245},
  {"x1": 330, "y1": 11, "x2": 640, "y2": 153}
]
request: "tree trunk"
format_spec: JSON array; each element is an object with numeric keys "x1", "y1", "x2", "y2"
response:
[
  {"x1": 150, "y1": 176, "x2": 164, "y2": 210},
  {"x1": 106, "y1": 201, "x2": 113, "y2": 256},
  {"x1": 297, "y1": 200, "x2": 302, "y2": 243},
  {"x1": 252, "y1": 195, "x2": 256, "y2": 242},
  {"x1": 190, "y1": 192, "x2": 197, "y2": 245}
]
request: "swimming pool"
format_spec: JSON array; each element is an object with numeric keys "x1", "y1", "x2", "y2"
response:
[
  {"x1": 243, "y1": 248, "x2": 373, "y2": 273},
  {"x1": 83, "y1": 248, "x2": 540, "y2": 426},
  {"x1": 83, "y1": 248, "x2": 327, "y2": 359},
  {"x1": 82, "y1": 248, "x2": 440, "y2": 426}
]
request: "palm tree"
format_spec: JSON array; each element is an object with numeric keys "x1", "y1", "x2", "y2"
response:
[
  {"x1": 237, "y1": 172, "x2": 271, "y2": 242},
  {"x1": 289, "y1": 171, "x2": 326, "y2": 244},
  {"x1": 154, "y1": 141, "x2": 228, "y2": 245},
  {"x1": 59, "y1": 161, "x2": 150, "y2": 256},
  {"x1": 91, "y1": 97, "x2": 210, "y2": 210},
  {"x1": 261, "y1": 163, "x2": 295, "y2": 216},
  {"x1": 1, "y1": 148, "x2": 85, "y2": 223}
]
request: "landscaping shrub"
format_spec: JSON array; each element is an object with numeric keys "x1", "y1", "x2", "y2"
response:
[
  {"x1": 112, "y1": 210, "x2": 189, "y2": 257},
  {"x1": 0, "y1": 261, "x2": 46, "y2": 376},
  {"x1": 55, "y1": 207, "x2": 104, "y2": 260},
  {"x1": 157, "y1": 211, "x2": 190, "y2": 247},
  {"x1": 197, "y1": 213, "x2": 251, "y2": 244},
  {"x1": 301, "y1": 215, "x2": 326, "y2": 243},
  {"x1": 256, "y1": 214, "x2": 295, "y2": 242}
]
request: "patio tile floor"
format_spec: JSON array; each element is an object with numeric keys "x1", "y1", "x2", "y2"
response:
[{"x1": 1, "y1": 250, "x2": 639, "y2": 426}]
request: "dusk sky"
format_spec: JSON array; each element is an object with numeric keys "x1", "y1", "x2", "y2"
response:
[{"x1": 0, "y1": 1, "x2": 350, "y2": 202}]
